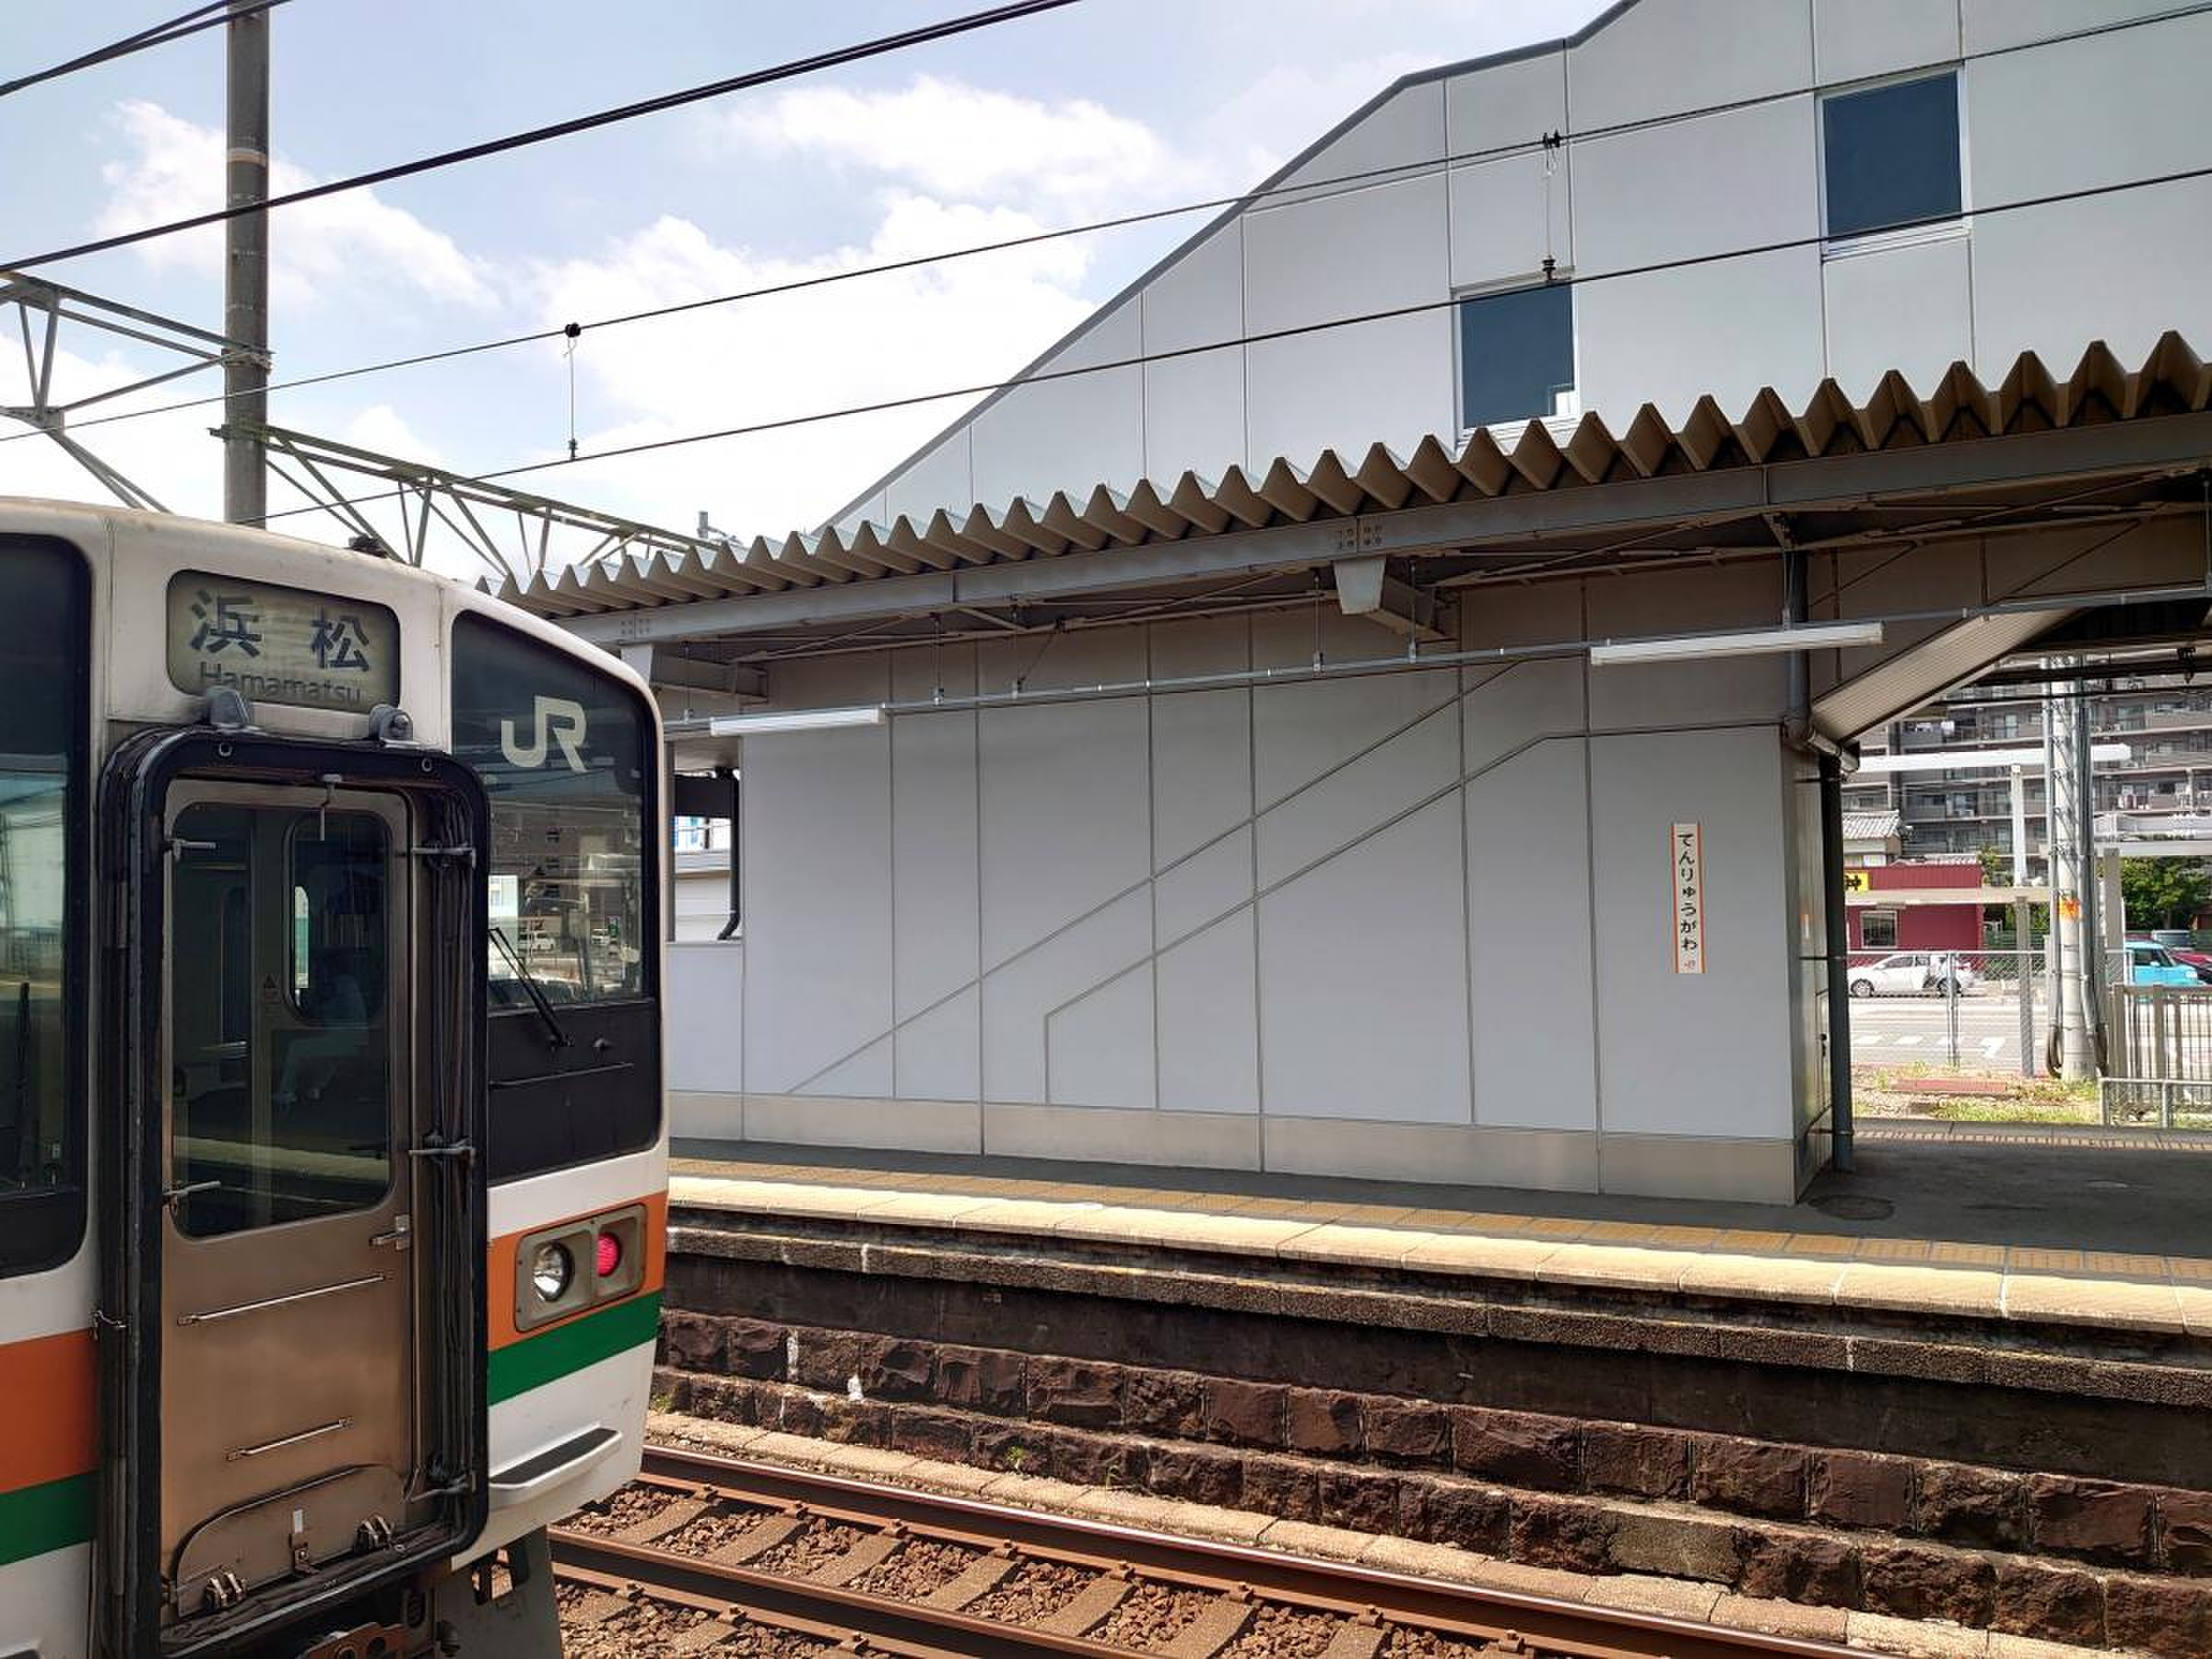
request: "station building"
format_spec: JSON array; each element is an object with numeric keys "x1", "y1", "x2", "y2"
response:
[{"x1": 500, "y1": 0, "x2": 2212, "y2": 1204}]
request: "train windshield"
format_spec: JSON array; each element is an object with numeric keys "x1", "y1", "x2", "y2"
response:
[{"x1": 449, "y1": 615, "x2": 651, "y2": 1010}]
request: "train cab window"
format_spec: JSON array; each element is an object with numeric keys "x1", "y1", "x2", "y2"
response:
[
  {"x1": 451, "y1": 615, "x2": 659, "y2": 1181},
  {"x1": 0, "y1": 540, "x2": 88, "y2": 1277}
]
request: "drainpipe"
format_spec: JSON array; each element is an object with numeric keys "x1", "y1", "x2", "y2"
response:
[
  {"x1": 1821, "y1": 751, "x2": 1854, "y2": 1171},
  {"x1": 714, "y1": 765, "x2": 742, "y2": 942}
]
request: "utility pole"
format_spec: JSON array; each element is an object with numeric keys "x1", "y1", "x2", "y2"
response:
[
  {"x1": 2049, "y1": 663, "x2": 2093, "y2": 1079},
  {"x1": 221, "y1": 0, "x2": 270, "y2": 524}
]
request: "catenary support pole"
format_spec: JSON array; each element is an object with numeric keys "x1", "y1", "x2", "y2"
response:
[
  {"x1": 222, "y1": 0, "x2": 269, "y2": 524},
  {"x1": 2011, "y1": 764, "x2": 2034, "y2": 1076}
]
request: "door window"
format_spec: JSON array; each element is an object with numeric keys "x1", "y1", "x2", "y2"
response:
[{"x1": 170, "y1": 803, "x2": 393, "y2": 1239}]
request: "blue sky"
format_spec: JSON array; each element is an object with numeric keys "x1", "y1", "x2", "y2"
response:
[{"x1": 1, "y1": 0, "x2": 1606, "y2": 577}]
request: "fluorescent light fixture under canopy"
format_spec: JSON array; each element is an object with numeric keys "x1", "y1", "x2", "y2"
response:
[
  {"x1": 707, "y1": 705, "x2": 886, "y2": 736},
  {"x1": 1588, "y1": 620, "x2": 1885, "y2": 666}
]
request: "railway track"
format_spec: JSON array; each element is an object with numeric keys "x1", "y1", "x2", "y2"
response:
[{"x1": 547, "y1": 1443, "x2": 1859, "y2": 1658}]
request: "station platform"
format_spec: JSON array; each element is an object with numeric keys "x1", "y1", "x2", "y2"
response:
[
  {"x1": 668, "y1": 1125, "x2": 2212, "y2": 1339},
  {"x1": 656, "y1": 1131, "x2": 2212, "y2": 1653}
]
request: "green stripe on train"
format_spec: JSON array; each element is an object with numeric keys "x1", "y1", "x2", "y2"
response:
[
  {"x1": 0, "y1": 1471, "x2": 94, "y2": 1568},
  {"x1": 488, "y1": 1291, "x2": 662, "y2": 1406}
]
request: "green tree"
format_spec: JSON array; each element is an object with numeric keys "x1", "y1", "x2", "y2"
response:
[
  {"x1": 2120, "y1": 857, "x2": 2212, "y2": 932},
  {"x1": 1978, "y1": 844, "x2": 2008, "y2": 888}
]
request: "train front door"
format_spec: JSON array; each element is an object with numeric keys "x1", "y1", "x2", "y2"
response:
[{"x1": 157, "y1": 782, "x2": 419, "y2": 1622}]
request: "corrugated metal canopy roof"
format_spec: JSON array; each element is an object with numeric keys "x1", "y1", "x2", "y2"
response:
[{"x1": 499, "y1": 334, "x2": 2212, "y2": 627}]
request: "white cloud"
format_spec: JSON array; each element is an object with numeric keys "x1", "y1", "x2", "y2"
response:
[
  {"x1": 97, "y1": 100, "x2": 497, "y2": 312},
  {"x1": 524, "y1": 198, "x2": 1099, "y2": 544},
  {"x1": 719, "y1": 74, "x2": 1219, "y2": 214}
]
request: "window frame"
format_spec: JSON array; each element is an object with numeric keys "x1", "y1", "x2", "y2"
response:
[
  {"x1": 0, "y1": 535, "x2": 91, "y2": 1279},
  {"x1": 1859, "y1": 911, "x2": 1900, "y2": 950},
  {"x1": 449, "y1": 612, "x2": 660, "y2": 1011},
  {"x1": 1452, "y1": 274, "x2": 1579, "y2": 440},
  {"x1": 1817, "y1": 66, "x2": 1969, "y2": 256}
]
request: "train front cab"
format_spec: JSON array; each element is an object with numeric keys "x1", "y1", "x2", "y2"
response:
[{"x1": 0, "y1": 507, "x2": 665, "y2": 1659}]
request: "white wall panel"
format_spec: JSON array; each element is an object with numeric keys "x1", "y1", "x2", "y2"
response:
[
  {"x1": 739, "y1": 729, "x2": 892, "y2": 1094},
  {"x1": 883, "y1": 429, "x2": 972, "y2": 526},
  {"x1": 1448, "y1": 151, "x2": 1572, "y2": 291},
  {"x1": 1154, "y1": 825, "x2": 1251, "y2": 946},
  {"x1": 1966, "y1": 12, "x2": 2212, "y2": 203},
  {"x1": 982, "y1": 889, "x2": 1151, "y2": 1103},
  {"x1": 1568, "y1": 0, "x2": 1813, "y2": 130},
  {"x1": 1573, "y1": 100, "x2": 1818, "y2": 276},
  {"x1": 1256, "y1": 704, "x2": 1458, "y2": 888},
  {"x1": 807, "y1": 1036, "x2": 893, "y2": 1099},
  {"x1": 1444, "y1": 50, "x2": 1566, "y2": 157},
  {"x1": 1145, "y1": 219, "x2": 1243, "y2": 350},
  {"x1": 1141, "y1": 220, "x2": 1249, "y2": 482},
  {"x1": 1584, "y1": 562, "x2": 1786, "y2": 733},
  {"x1": 1257, "y1": 795, "x2": 1470, "y2": 1124},
  {"x1": 1822, "y1": 233, "x2": 1973, "y2": 398},
  {"x1": 1961, "y1": 0, "x2": 2184, "y2": 55},
  {"x1": 971, "y1": 300, "x2": 1145, "y2": 509},
  {"x1": 1463, "y1": 655, "x2": 1585, "y2": 776},
  {"x1": 1157, "y1": 913, "x2": 1259, "y2": 1114},
  {"x1": 1145, "y1": 350, "x2": 1247, "y2": 486},
  {"x1": 1280, "y1": 80, "x2": 1445, "y2": 198},
  {"x1": 1152, "y1": 679, "x2": 1253, "y2": 868},
  {"x1": 1253, "y1": 609, "x2": 1457, "y2": 805},
  {"x1": 1243, "y1": 310, "x2": 1456, "y2": 472},
  {"x1": 1045, "y1": 963, "x2": 1156, "y2": 1111},
  {"x1": 1466, "y1": 739, "x2": 1595, "y2": 1131},
  {"x1": 1812, "y1": 0, "x2": 1959, "y2": 86},
  {"x1": 978, "y1": 695, "x2": 1151, "y2": 968},
  {"x1": 892, "y1": 710, "x2": 979, "y2": 1018},
  {"x1": 1246, "y1": 176, "x2": 1449, "y2": 331},
  {"x1": 895, "y1": 985, "x2": 981, "y2": 1103},
  {"x1": 666, "y1": 942, "x2": 743, "y2": 1093},
  {"x1": 1590, "y1": 726, "x2": 1792, "y2": 1140},
  {"x1": 1970, "y1": 180, "x2": 2212, "y2": 377},
  {"x1": 1574, "y1": 247, "x2": 1827, "y2": 430}
]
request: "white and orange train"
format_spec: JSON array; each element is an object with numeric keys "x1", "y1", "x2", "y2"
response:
[{"x1": 0, "y1": 500, "x2": 666, "y2": 1657}]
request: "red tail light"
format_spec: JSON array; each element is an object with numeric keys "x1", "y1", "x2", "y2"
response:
[{"x1": 594, "y1": 1231, "x2": 623, "y2": 1278}]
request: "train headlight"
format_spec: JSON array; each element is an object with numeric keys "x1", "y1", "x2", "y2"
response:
[{"x1": 530, "y1": 1241, "x2": 574, "y2": 1302}]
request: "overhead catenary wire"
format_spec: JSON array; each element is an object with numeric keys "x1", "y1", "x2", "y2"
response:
[
  {"x1": 0, "y1": 0, "x2": 291, "y2": 101},
  {"x1": 0, "y1": 0, "x2": 1083, "y2": 275},
  {"x1": 245, "y1": 158, "x2": 2212, "y2": 535},
  {"x1": 5, "y1": 0, "x2": 2208, "y2": 452}
]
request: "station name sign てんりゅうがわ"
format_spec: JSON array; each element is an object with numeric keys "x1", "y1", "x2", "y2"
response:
[
  {"x1": 166, "y1": 571, "x2": 400, "y2": 712},
  {"x1": 1672, "y1": 821, "x2": 1704, "y2": 975}
]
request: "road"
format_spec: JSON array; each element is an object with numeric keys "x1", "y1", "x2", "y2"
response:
[{"x1": 1847, "y1": 994, "x2": 2042, "y2": 1070}]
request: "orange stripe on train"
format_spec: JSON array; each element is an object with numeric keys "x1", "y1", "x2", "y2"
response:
[
  {"x1": 486, "y1": 1191, "x2": 667, "y2": 1353},
  {"x1": 0, "y1": 1328, "x2": 97, "y2": 1493}
]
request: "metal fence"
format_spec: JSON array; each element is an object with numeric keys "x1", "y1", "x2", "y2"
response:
[
  {"x1": 2104, "y1": 984, "x2": 2212, "y2": 1125},
  {"x1": 1842, "y1": 947, "x2": 2049, "y2": 1075}
]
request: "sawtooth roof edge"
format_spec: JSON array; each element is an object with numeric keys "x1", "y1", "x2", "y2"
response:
[
  {"x1": 500, "y1": 331, "x2": 2212, "y2": 622},
  {"x1": 811, "y1": 0, "x2": 1645, "y2": 535}
]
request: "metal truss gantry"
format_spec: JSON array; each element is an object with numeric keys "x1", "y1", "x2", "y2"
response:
[
  {"x1": 231, "y1": 421, "x2": 740, "y2": 585},
  {"x1": 0, "y1": 269, "x2": 258, "y2": 512}
]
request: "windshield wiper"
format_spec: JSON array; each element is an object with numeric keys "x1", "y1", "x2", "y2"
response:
[{"x1": 489, "y1": 926, "x2": 572, "y2": 1050}]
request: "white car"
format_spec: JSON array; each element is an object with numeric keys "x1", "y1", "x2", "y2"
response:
[{"x1": 1848, "y1": 951, "x2": 1980, "y2": 997}]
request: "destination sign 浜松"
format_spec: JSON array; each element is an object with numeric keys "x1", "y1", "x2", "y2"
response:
[{"x1": 166, "y1": 571, "x2": 400, "y2": 712}]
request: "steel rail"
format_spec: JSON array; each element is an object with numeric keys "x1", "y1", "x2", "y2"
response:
[{"x1": 577, "y1": 1442, "x2": 1863, "y2": 1659}]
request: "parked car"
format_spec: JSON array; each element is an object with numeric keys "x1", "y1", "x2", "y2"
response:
[
  {"x1": 1847, "y1": 951, "x2": 1980, "y2": 997},
  {"x1": 2120, "y1": 941, "x2": 2205, "y2": 987},
  {"x1": 2126, "y1": 933, "x2": 2212, "y2": 982}
]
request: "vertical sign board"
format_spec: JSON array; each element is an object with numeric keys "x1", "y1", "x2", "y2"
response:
[{"x1": 1671, "y1": 821, "x2": 1705, "y2": 974}]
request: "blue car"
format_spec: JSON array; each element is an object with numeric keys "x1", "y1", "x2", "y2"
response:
[{"x1": 2122, "y1": 941, "x2": 2202, "y2": 987}]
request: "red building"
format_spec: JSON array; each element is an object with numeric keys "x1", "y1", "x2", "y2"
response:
[{"x1": 1846, "y1": 857, "x2": 1987, "y2": 956}]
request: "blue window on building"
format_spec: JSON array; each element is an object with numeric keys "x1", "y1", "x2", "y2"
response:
[
  {"x1": 1457, "y1": 281, "x2": 1574, "y2": 430},
  {"x1": 1822, "y1": 71, "x2": 1961, "y2": 239}
]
